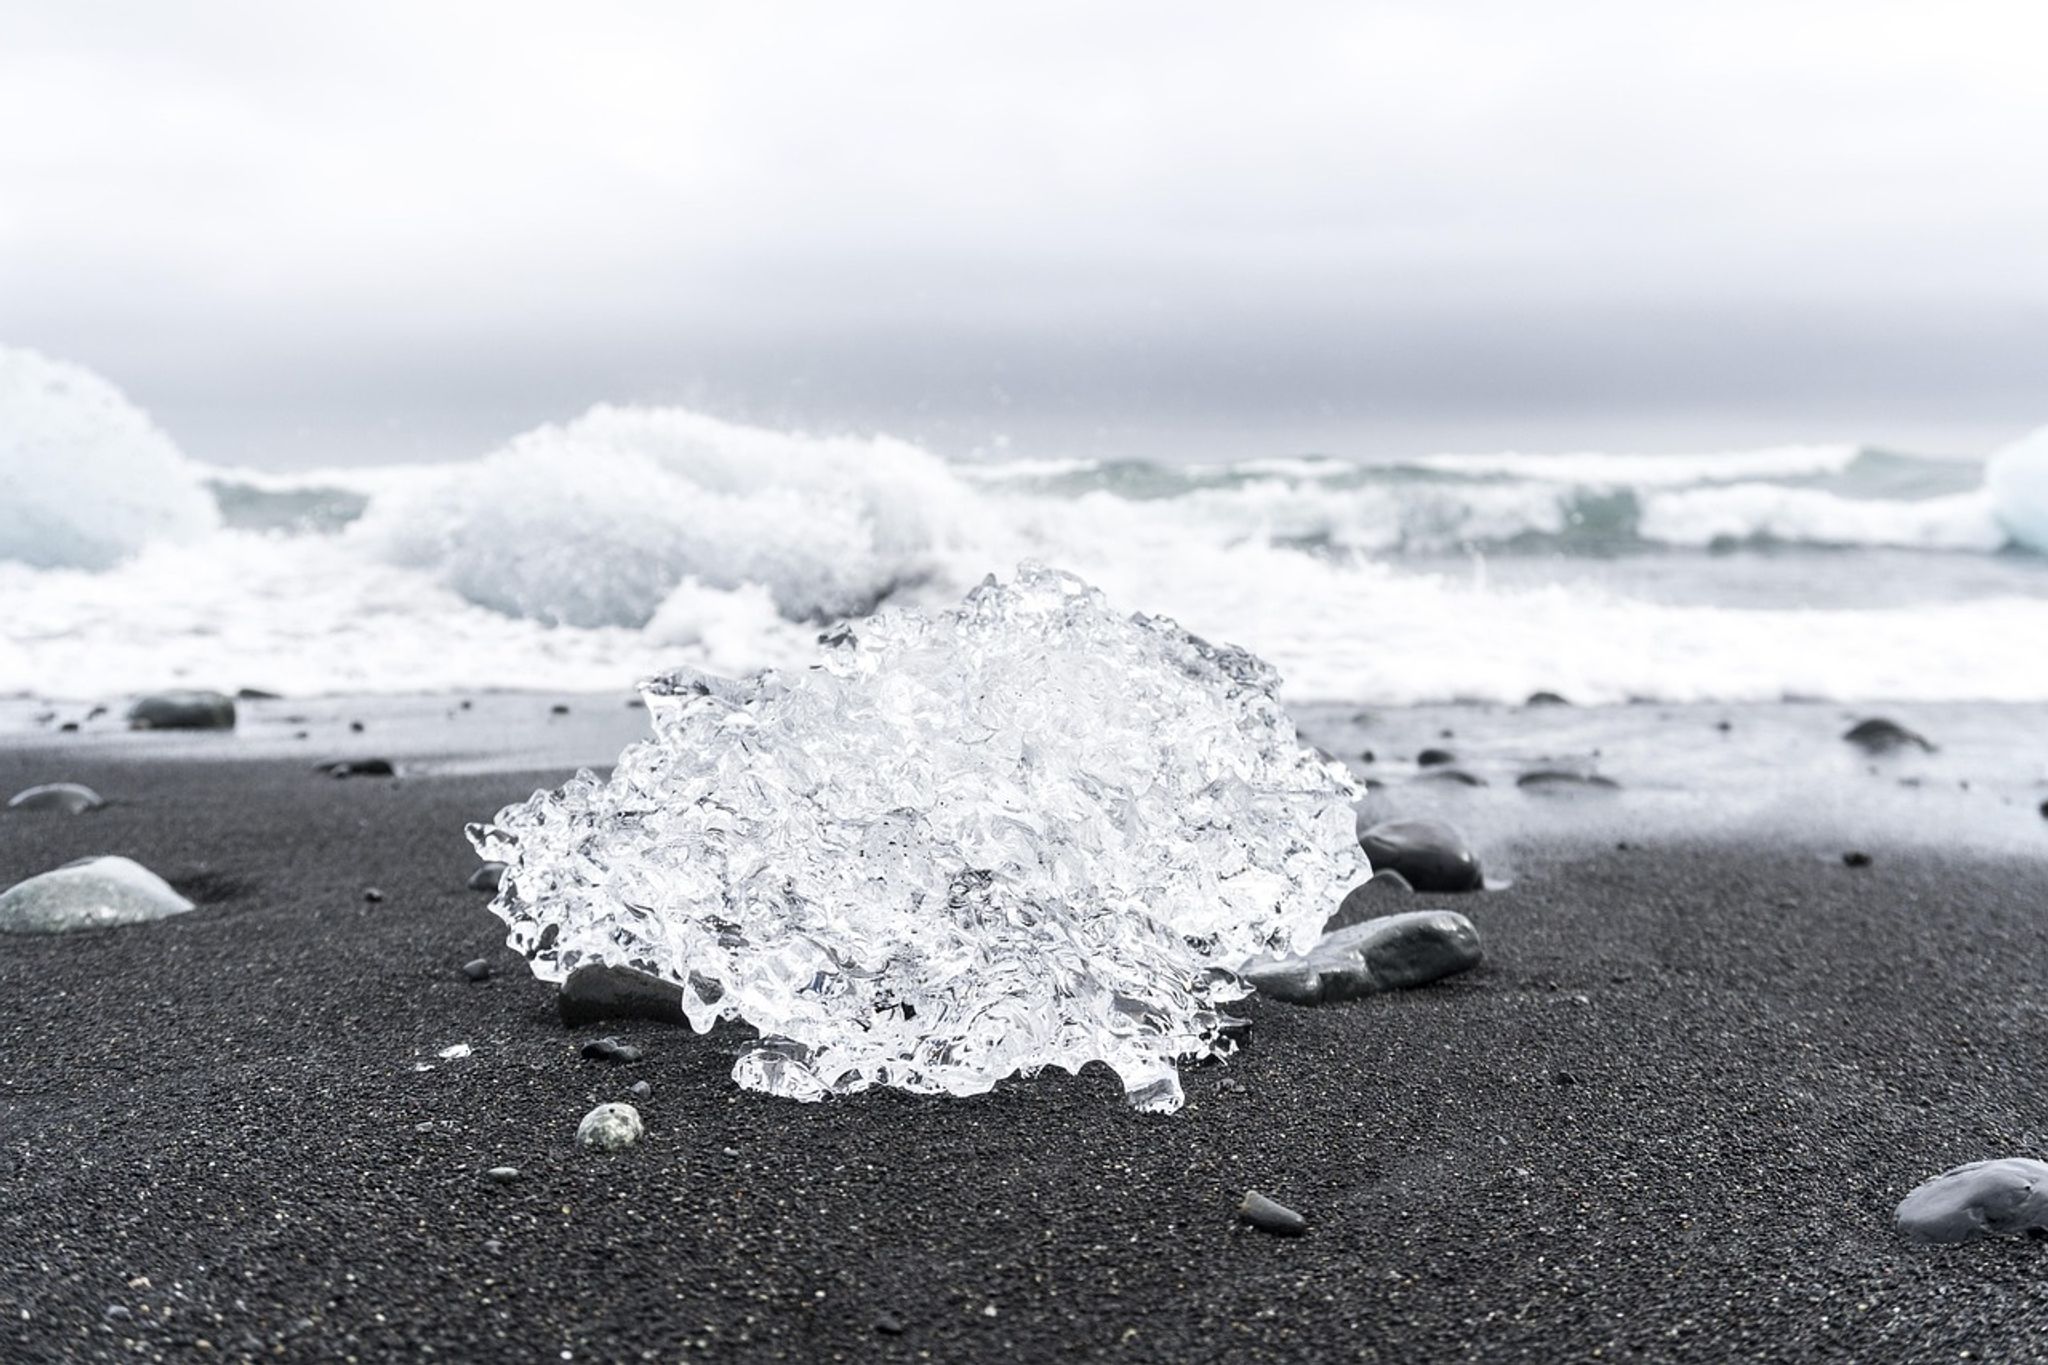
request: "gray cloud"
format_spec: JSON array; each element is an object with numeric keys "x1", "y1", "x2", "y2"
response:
[{"x1": 4, "y1": 1, "x2": 2046, "y2": 465}]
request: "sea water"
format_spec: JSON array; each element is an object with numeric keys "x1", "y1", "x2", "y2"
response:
[{"x1": 5, "y1": 344, "x2": 2048, "y2": 709}]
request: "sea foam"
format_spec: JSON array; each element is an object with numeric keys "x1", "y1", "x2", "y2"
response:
[{"x1": 355, "y1": 404, "x2": 970, "y2": 628}]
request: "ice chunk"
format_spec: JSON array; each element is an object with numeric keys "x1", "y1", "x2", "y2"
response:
[
  {"x1": 0, "y1": 855, "x2": 194, "y2": 934},
  {"x1": 1988, "y1": 426, "x2": 2048, "y2": 553},
  {"x1": 0, "y1": 346, "x2": 218, "y2": 570},
  {"x1": 469, "y1": 564, "x2": 1368, "y2": 1112}
]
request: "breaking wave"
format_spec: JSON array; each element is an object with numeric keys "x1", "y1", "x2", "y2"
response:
[{"x1": 5, "y1": 348, "x2": 2048, "y2": 704}]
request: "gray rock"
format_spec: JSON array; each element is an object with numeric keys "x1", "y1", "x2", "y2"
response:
[
  {"x1": 1357, "y1": 817, "x2": 1484, "y2": 893},
  {"x1": 1414, "y1": 768, "x2": 1486, "y2": 787},
  {"x1": 467, "y1": 862, "x2": 506, "y2": 893},
  {"x1": 580, "y1": 1035, "x2": 644, "y2": 1064},
  {"x1": 1844, "y1": 717, "x2": 1935, "y2": 753},
  {"x1": 315, "y1": 757, "x2": 395, "y2": 778},
  {"x1": 559, "y1": 963, "x2": 688, "y2": 1027},
  {"x1": 1241, "y1": 910, "x2": 1482, "y2": 1005},
  {"x1": 126, "y1": 690, "x2": 236, "y2": 730},
  {"x1": 0, "y1": 856, "x2": 195, "y2": 934},
  {"x1": 1516, "y1": 770, "x2": 1620, "y2": 794},
  {"x1": 628, "y1": 1080, "x2": 652, "y2": 1100},
  {"x1": 484, "y1": 1166, "x2": 522, "y2": 1184},
  {"x1": 576, "y1": 1102, "x2": 644, "y2": 1151},
  {"x1": 1323, "y1": 870, "x2": 1414, "y2": 932},
  {"x1": 1896, "y1": 1158, "x2": 2048, "y2": 1242},
  {"x1": 1416, "y1": 747, "x2": 1456, "y2": 767},
  {"x1": 461, "y1": 958, "x2": 491, "y2": 982},
  {"x1": 1525, "y1": 690, "x2": 1571, "y2": 706},
  {"x1": 1238, "y1": 1189, "x2": 1307, "y2": 1236},
  {"x1": 7, "y1": 782, "x2": 105, "y2": 814}
]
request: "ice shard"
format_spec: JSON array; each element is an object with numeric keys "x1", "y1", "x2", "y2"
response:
[{"x1": 469, "y1": 564, "x2": 1369, "y2": 1112}]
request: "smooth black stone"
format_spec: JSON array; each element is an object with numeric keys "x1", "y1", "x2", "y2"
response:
[
  {"x1": 1238, "y1": 1190, "x2": 1307, "y2": 1237},
  {"x1": 550, "y1": 704, "x2": 570, "y2": 715},
  {"x1": 1325, "y1": 869, "x2": 1416, "y2": 932},
  {"x1": 1842, "y1": 851, "x2": 1873, "y2": 868},
  {"x1": 7, "y1": 782, "x2": 105, "y2": 814},
  {"x1": 1843, "y1": 718, "x2": 1935, "y2": 753},
  {"x1": 57, "y1": 721, "x2": 77, "y2": 732},
  {"x1": 362, "y1": 887, "x2": 385, "y2": 903},
  {"x1": 467, "y1": 862, "x2": 505, "y2": 893},
  {"x1": 126, "y1": 690, "x2": 236, "y2": 731},
  {"x1": 349, "y1": 721, "x2": 365, "y2": 733},
  {"x1": 461, "y1": 959, "x2": 491, "y2": 982},
  {"x1": 1516, "y1": 770, "x2": 1621, "y2": 793},
  {"x1": 316, "y1": 758, "x2": 396, "y2": 778},
  {"x1": 581, "y1": 1036, "x2": 644, "y2": 1064},
  {"x1": 559, "y1": 964, "x2": 689, "y2": 1027},
  {"x1": 236, "y1": 688, "x2": 283, "y2": 700},
  {"x1": 1525, "y1": 691, "x2": 1571, "y2": 706},
  {"x1": 1360, "y1": 749, "x2": 1375, "y2": 763},
  {"x1": 1245, "y1": 909, "x2": 1482, "y2": 1005},
  {"x1": 1357, "y1": 817, "x2": 1484, "y2": 893},
  {"x1": 874, "y1": 1313, "x2": 906, "y2": 1336},
  {"x1": 1414, "y1": 768, "x2": 1486, "y2": 787},
  {"x1": 1416, "y1": 747, "x2": 1456, "y2": 767}
]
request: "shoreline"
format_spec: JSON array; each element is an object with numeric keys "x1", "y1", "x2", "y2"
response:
[{"x1": 3, "y1": 740, "x2": 2046, "y2": 1360}]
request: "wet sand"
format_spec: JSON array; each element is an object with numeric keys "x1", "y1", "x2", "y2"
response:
[{"x1": 2, "y1": 745, "x2": 2046, "y2": 1362}]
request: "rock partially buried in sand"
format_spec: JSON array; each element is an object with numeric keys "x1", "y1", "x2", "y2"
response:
[
  {"x1": 316, "y1": 758, "x2": 396, "y2": 778},
  {"x1": 1357, "y1": 817, "x2": 1484, "y2": 893},
  {"x1": 1414, "y1": 768, "x2": 1486, "y2": 787},
  {"x1": 1238, "y1": 1189, "x2": 1307, "y2": 1236},
  {"x1": 576, "y1": 1102, "x2": 645, "y2": 1152},
  {"x1": 126, "y1": 690, "x2": 236, "y2": 731},
  {"x1": 1896, "y1": 1158, "x2": 2048, "y2": 1242},
  {"x1": 1516, "y1": 770, "x2": 1621, "y2": 794},
  {"x1": 1843, "y1": 717, "x2": 1934, "y2": 754},
  {"x1": 1525, "y1": 691, "x2": 1571, "y2": 707},
  {"x1": 0, "y1": 856, "x2": 194, "y2": 934},
  {"x1": 1324, "y1": 869, "x2": 1414, "y2": 932},
  {"x1": 7, "y1": 782, "x2": 105, "y2": 814},
  {"x1": 1241, "y1": 910, "x2": 1482, "y2": 1005},
  {"x1": 558, "y1": 963, "x2": 688, "y2": 1027}
]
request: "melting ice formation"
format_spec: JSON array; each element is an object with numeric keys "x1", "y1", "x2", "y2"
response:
[{"x1": 470, "y1": 564, "x2": 1370, "y2": 1112}]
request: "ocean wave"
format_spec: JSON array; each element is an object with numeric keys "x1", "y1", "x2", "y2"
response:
[
  {"x1": 352, "y1": 404, "x2": 973, "y2": 628},
  {"x1": 1988, "y1": 426, "x2": 2048, "y2": 553},
  {"x1": 0, "y1": 346, "x2": 218, "y2": 570}
]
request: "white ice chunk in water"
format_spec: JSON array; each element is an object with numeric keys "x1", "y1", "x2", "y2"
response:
[{"x1": 469, "y1": 564, "x2": 1369, "y2": 1112}]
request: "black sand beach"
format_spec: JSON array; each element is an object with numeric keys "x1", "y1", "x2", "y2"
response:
[{"x1": 4, "y1": 747, "x2": 2047, "y2": 1363}]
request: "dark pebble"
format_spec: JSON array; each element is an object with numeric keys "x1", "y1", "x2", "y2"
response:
[
  {"x1": 581, "y1": 1036, "x2": 644, "y2": 1064},
  {"x1": 467, "y1": 862, "x2": 506, "y2": 893},
  {"x1": 1238, "y1": 1189, "x2": 1307, "y2": 1236},
  {"x1": 1416, "y1": 747, "x2": 1455, "y2": 767},
  {"x1": 126, "y1": 690, "x2": 236, "y2": 731},
  {"x1": 461, "y1": 959, "x2": 491, "y2": 982},
  {"x1": 1843, "y1": 717, "x2": 1934, "y2": 753},
  {"x1": 1555, "y1": 1071, "x2": 1579, "y2": 1087},
  {"x1": 1359, "y1": 749, "x2": 1375, "y2": 763},
  {"x1": 362, "y1": 887, "x2": 385, "y2": 903},
  {"x1": 349, "y1": 720, "x2": 365, "y2": 733},
  {"x1": 1842, "y1": 851, "x2": 1873, "y2": 868},
  {"x1": 1516, "y1": 770, "x2": 1621, "y2": 794},
  {"x1": 874, "y1": 1313, "x2": 906, "y2": 1336},
  {"x1": 1324, "y1": 869, "x2": 1415, "y2": 932},
  {"x1": 316, "y1": 758, "x2": 396, "y2": 778},
  {"x1": 1525, "y1": 690, "x2": 1570, "y2": 706},
  {"x1": 58, "y1": 721, "x2": 77, "y2": 732},
  {"x1": 550, "y1": 703, "x2": 570, "y2": 715},
  {"x1": 1357, "y1": 817, "x2": 1484, "y2": 893},
  {"x1": 559, "y1": 963, "x2": 689, "y2": 1027},
  {"x1": 235, "y1": 687, "x2": 282, "y2": 700}
]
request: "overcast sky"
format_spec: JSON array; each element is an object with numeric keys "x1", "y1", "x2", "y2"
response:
[{"x1": 4, "y1": 1, "x2": 2046, "y2": 466}]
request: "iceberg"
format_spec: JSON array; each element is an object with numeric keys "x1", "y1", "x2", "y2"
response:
[{"x1": 469, "y1": 564, "x2": 1369, "y2": 1112}]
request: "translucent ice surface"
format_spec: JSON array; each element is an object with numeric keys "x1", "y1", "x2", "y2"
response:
[{"x1": 470, "y1": 565, "x2": 1369, "y2": 1112}]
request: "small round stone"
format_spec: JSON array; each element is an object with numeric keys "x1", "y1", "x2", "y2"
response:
[
  {"x1": 576, "y1": 1102, "x2": 645, "y2": 1151},
  {"x1": 627, "y1": 1080, "x2": 651, "y2": 1100},
  {"x1": 461, "y1": 959, "x2": 491, "y2": 982}
]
